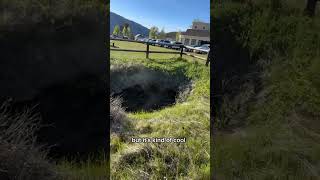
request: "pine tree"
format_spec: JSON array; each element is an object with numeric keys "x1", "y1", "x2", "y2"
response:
[
  {"x1": 122, "y1": 26, "x2": 128, "y2": 37},
  {"x1": 112, "y1": 25, "x2": 120, "y2": 36},
  {"x1": 127, "y1": 27, "x2": 133, "y2": 39}
]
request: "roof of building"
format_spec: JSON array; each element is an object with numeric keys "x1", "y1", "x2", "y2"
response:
[
  {"x1": 193, "y1": 21, "x2": 209, "y2": 25},
  {"x1": 181, "y1": 29, "x2": 210, "y2": 37}
]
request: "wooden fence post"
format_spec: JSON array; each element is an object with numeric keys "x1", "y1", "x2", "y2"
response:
[
  {"x1": 206, "y1": 50, "x2": 211, "y2": 66},
  {"x1": 146, "y1": 43, "x2": 150, "y2": 59},
  {"x1": 180, "y1": 46, "x2": 183, "y2": 58}
]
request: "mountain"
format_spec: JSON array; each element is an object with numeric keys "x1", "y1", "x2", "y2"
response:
[{"x1": 110, "y1": 12, "x2": 149, "y2": 37}]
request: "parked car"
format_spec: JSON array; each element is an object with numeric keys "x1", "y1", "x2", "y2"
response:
[
  {"x1": 162, "y1": 40, "x2": 171, "y2": 47},
  {"x1": 123, "y1": 36, "x2": 129, "y2": 39},
  {"x1": 155, "y1": 39, "x2": 164, "y2": 46},
  {"x1": 194, "y1": 44, "x2": 210, "y2": 54},
  {"x1": 170, "y1": 41, "x2": 184, "y2": 50},
  {"x1": 148, "y1": 39, "x2": 157, "y2": 45},
  {"x1": 184, "y1": 44, "x2": 201, "y2": 52},
  {"x1": 144, "y1": 38, "x2": 150, "y2": 42},
  {"x1": 110, "y1": 34, "x2": 119, "y2": 39},
  {"x1": 137, "y1": 37, "x2": 147, "y2": 42}
]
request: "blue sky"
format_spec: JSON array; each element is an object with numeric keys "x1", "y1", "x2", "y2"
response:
[{"x1": 110, "y1": 0, "x2": 210, "y2": 32}]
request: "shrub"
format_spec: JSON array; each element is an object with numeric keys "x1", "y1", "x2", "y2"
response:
[{"x1": 110, "y1": 97, "x2": 133, "y2": 135}]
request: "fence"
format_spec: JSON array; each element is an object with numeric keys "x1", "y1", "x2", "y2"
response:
[{"x1": 110, "y1": 38, "x2": 211, "y2": 66}]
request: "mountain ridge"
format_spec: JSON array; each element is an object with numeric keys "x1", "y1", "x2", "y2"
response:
[{"x1": 110, "y1": 12, "x2": 149, "y2": 37}]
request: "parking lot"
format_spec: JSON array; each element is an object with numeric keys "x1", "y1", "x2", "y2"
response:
[
  {"x1": 110, "y1": 39, "x2": 209, "y2": 63},
  {"x1": 110, "y1": 36, "x2": 209, "y2": 59}
]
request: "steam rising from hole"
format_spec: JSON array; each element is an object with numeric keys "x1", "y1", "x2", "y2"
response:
[{"x1": 110, "y1": 64, "x2": 192, "y2": 112}]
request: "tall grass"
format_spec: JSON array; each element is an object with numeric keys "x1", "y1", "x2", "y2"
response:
[
  {"x1": 0, "y1": 101, "x2": 60, "y2": 180},
  {"x1": 57, "y1": 151, "x2": 108, "y2": 180},
  {"x1": 213, "y1": 0, "x2": 320, "y2": 179},
  {"x1": 110, "y1": 57, "x2": 210, "y2": 179}
]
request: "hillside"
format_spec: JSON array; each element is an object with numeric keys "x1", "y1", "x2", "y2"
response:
[
  {"x1": 213, "y1": 0, "x2": 320, "y2": 179},
  {"x1": 110, "y1": 12, "x2": 149, "y2": 37}
]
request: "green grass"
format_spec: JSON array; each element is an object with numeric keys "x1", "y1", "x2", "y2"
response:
[
  {"x1": 110, "y1": 40, "x2": 208, "y2": 62},
  {"x1": 57, "y1": 153, "x2": 109, "y2": 180},
  {"x1": 213, "y1": 0, "x2": 320, "y2": 179},
  {"x1": 110, "y1": 45, "x2": 210, "y2": 179}
]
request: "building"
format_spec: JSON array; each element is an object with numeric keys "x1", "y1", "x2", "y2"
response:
[
  {"x1": 192, "y1": 21, "x2": 210, "y2": 31},
  {"x1": 178, "y1": 21, "x2": 210, "y2": 46}
]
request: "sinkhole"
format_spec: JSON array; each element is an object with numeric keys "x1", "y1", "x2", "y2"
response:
[{"x1": 110, "y1": 64, "x2": 191, "y2": 112}]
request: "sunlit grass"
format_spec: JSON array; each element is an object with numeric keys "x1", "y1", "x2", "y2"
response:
[
  {"x1": 110, "y1": 40, "x2": 208, "y2": 62},
  {"x1": 110, "y1": 50, "x2": 210, "y2": 179},
  {"x1": 213, "y1": 0, "x2": 320, "y2": 179}
]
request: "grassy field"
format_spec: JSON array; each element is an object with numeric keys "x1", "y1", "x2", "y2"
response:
[
  {"x1": 13, "y1": 39, "x2": 208, "y2": 180},
  {"x1": 56, "y1": 154, "x2": 108, "y2": 180},
  {"x1": 110, "y1": 40, "x2": 208, "y2": 62},
  {"x1": 213, "y1": 0, "x2": 320, "y2": 179},
  {"x1": 110, "y1": 40, "x2": 210, "y2": 179}
]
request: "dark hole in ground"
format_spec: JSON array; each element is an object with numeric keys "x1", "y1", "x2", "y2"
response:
[
  {"x1": 114, "y1": 84, "x2": 178, "y2": 112},
  {"x1": 110, "y1": 65, "x2": 191, "y2": 112}
]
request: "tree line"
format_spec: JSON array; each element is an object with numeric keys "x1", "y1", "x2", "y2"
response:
[
  {"x1": 112, "y1": 23, "x2": 133, "y2": 39},
  {"x1": 149, "y1": 26, "x2": 181, "y2": 41},
  {"x1": 112, "y1": 24, "x2": 182, "y2": 41},
  {"x1": 148, "y1": 26, "x2": 165, "y2": 39}
]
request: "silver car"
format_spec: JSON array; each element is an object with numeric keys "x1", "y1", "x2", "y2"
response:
[
  {"x1": 170, "y1": 41, "x2": 184, "y2": 50},
  {"x1": 194, "y1": 44, "x2": 210, "y2": 54},
  {"x1": 162, "y1": 40, "x2": 171, "y2": 48}
]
